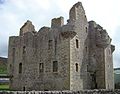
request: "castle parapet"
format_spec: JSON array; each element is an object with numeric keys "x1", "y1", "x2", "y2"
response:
[
  {"x1": 38, "y1": 26, "x2": 50, "y2": 32},
  {"x1": 51, "y1": 17, "x2": 64, "y2": 28},
  {"x1": 95, "y1": 25, "x2": 111, "y2": 48}
]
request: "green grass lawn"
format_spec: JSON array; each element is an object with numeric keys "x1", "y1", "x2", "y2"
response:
[
  {"x1": 0, "y1": 64, "x2": 7, "y2": 74},
  {"x1": 0, "y1": 84, "x2": 9, "y2": 90}
]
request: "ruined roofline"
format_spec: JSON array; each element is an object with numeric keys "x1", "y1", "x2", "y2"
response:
[
  {"x1": 89, "y1": 20, "x2": 112, "y2": 48},
  {"x1": 69, "y1": 2, "x2": 86, "y2": 21},
  {"x1": 19, "y1": 20, "x2": 36, "y2": 36},
  {"x1": 38, "y1": 26, "x2": 50, "y2": 32},
  {"x1": 51, "y1": 16, "x2": 64, "y2": 28},
  {"x1": 72, "y1": 2, "x2": 84, "y2": 11},
  {"x1": 19, "y1": 2, "x2": 86, "y2": 36},
  {"x1": 20, "y1": 20, "x2": 32, "y2": 31},
  {"x1": 89, "y1": 20, "x2": 110, "y2": 36}
]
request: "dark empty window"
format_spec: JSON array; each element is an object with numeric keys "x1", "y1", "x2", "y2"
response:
[
  {"x1": 75, "y1": 63, "x2": 78, "y2": 72},
  {"x1": 10, "y1": 64, "x2": 12, "y2": 74},
  {"x1": 23, "y1": 87, "x2": 25, "y2": 91},
  {"x1": 91, "y1": 72, "x2": 97, "y2": 89},
  {"x1": 23, "y1": 46, "x2": 26, "y2": 54},
  {"x1": 76, "y1": 39, "x2": 79, "y2": 48},
  {"x1": 19, "y1": 63, "x2": 22, "y2": 74},
  {"x1": 39, "y1": 63, "x2": 44, "y2": 73},
  {"x1": 48, "y1": 40, "x2": 53, "y2": 49},
  {"x1": 85, "y1": 46, "x2": 87, "y2": 52},
  {"x1": 86, "y1": 27, "x2": 88, "y2": 33},
  {"x1": 53, "y1": 61, "x2": 58, "y2": 72}
]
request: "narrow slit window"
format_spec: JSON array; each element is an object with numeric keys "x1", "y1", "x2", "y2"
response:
[
  {"x1": 85, "y1": 46, "x2": 87, "y2": 52},
  {"x1": 23, "y1": 46, "x2": 26, "y2": 54},
  {"x1": 86, "y1": 27, "x2": 88, "y2": 33},
  {"x1": 76, "y1": 39, "x2": 79, "y2": 48},
  {"x1": 10, "y1": 64, "x2": 12, "y2": 74},
  {"x1": 75, "y1": 63, "x2": 78, "y2": 72},
  {"x1": 53, "y1": 61, "x2": 58, "y2": 72},
  {"x1": 19, "y1": 63, "x2": 22, "y2": 74},
  {"x1": 48, "y1": 40, "x2": 53, "y2": 49},
  {"x1": 39, "y1": 63, "x2": 44, "y2": 73}
]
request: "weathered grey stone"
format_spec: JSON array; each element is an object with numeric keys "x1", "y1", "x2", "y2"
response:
[
  {"x1": 1, "y1": 90, "x2": 120, "y2": 94},
  {"x1": 8, "y1": 2, "x2": 115, "y2": 91}
]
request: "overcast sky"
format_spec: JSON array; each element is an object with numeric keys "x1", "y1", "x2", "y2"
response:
[{"x1": 0, "y1": 0, "x2": 120, "y2": 68}]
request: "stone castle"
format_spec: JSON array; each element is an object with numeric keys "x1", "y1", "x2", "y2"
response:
[{"x1": 8, "y1": 2, "x2": 115, "y2": 91}]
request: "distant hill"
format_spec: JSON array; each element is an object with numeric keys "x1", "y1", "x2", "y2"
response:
[
  {"x1": 114, "y1": 68, "x2": 120, "y2": 89},
  {"x1": 0, "y1": 57, "x2": 7, "y2": 74}
]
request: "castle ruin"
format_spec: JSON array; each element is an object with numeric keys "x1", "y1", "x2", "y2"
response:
[{"x1": 8, "y1": 2, "x2": 115, "y2": 91}]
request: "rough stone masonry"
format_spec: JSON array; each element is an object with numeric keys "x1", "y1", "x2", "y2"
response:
[
  {"x1": 7, "y1": 2, "x2": 115, "y2": 91},
  {"x1": 1, "y1": 90, "x2": 120, "y2": 94}
]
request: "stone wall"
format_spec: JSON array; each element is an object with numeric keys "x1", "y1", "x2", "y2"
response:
[
  {"x1": 8, "y1": 23, "x2": 71, "y2": 90},
  {"x1": 88, "y1": 21, "x2": 114, "y2": 89},
  {"x1": 1, "y1": 90, "x2": 120, "y2": 94},
  {"x1": 69, "y1": 2, "x2": 89, "y2": 90},
  {"x1": 8, "y1": 1, "x2": 115, "y2": 91}
]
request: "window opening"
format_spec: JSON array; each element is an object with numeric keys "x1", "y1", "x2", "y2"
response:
[
  {"x1": 23, "y1": 46, "x2": 26, "y2": 54},
  {"x1": 53, "y1": 61, "x2": 58, "y2": 72},
  {"x1": 48, "y1": 40, "x2": 53, "y2": 49},
  {"x1": 76, "y1": 39, "x2": 79, "y2": 48},
  {"x1": 86, "y1": 27, "x2": 88, "y2": 33},
  {"x1": 75, "y1": 63, "x2": 78, "y2": 72},
  {"x1": 39, "y1": 63, "x2": 44, "y2": 73},
  {"x1": 19, "y1": 63, "x2": 22, "y2": 74}
]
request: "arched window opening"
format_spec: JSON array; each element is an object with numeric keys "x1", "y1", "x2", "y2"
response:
[
  {"x1": 19, "y1": 63, "x2": 22, "y2": 74},
  {"x1": 53, "y1": 61, "x2": 58, "y2": 72},
  {"x1": 75, "y1": 63, "x2": 78, "y2": 72},
  {"x1": 76, "y1": 39, "x2": 79, "y2": 48}
]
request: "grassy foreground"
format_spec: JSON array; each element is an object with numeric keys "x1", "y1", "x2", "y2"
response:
[
  {"x1": 0, "y1": 84, "x2": 9, "y2": 90},
  {"x1": 0, "y1": 62, "x2": 7, "y2": 74}
]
